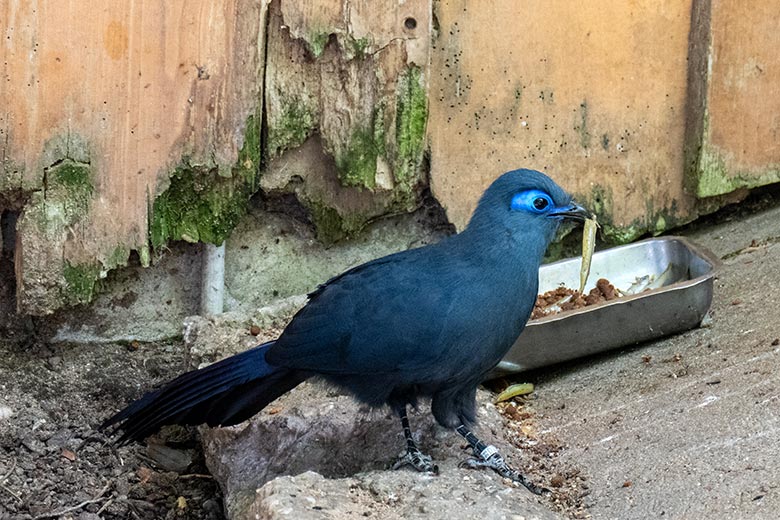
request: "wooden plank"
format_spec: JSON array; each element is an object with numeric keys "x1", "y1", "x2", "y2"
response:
[
  {"x1": 0, "y1": 0, "x2": 265, "y2": 313},
  {"x1": 428, "y1": 0, "x2": 697, "y2": 241},
  {"x1": 693, "y1": 0, "x2": 780, "y2": 197},
  {"x1": 261, "y1": 0, "x2": 431, "y2": 242}
]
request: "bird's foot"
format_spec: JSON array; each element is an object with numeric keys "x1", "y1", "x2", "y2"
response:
[
  {"x1": 460, "y1": 444, "x2": 548, "y2": 495},
  {"x1": 392, "y1": 447, "x2": 439, "y2": 474}
]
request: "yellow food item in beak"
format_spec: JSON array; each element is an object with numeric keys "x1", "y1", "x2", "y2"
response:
[{"x1": 579, "y1": 217, "x2": 599, "y2": 294}]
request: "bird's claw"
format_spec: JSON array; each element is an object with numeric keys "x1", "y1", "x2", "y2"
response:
[
  {"x1": 392, "y1": 448, "x2": 439, "y2": 474},
  {"x1": 460, "y1": 445, "x2": 548, "y2": 495}
]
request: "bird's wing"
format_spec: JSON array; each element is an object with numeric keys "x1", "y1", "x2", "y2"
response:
[{"x1": 265, "y1": 246, "x2": 460, "y2": 375}]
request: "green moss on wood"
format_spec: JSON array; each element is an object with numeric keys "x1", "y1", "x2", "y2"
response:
[
  {"x1": 307, "y1": 31, "x2": 331, "y2": 58},
  {"x1": 583, "y1": 184, "x2": 689, "y2": 244},
  {"x1": 267, "y1": 97, "x2": 316, "y2": 158},
  {"x1": 373, "y1": 102, "x2": 388, "y2": 159},
  {"x1": 394, "y1": 66, "x2": 428, "y2": 186},
  {"x1": 151, "y1": 167, "x2": 246, "y2": 248},
  {"x1": 238, "y1": 114, "x2": 262, "y2": 187},
  {"x1": 588, "y1": 185, "x2": 611, "y2": 221},
  {"x1": 150, "y1": 114, "x2": 261, "y2": 249},
  {"x1": 581, "y1": 185, "x2": 637, "y2": 243},
  {"x1": 307, "y1": 65, "x2": 430, "y2": 241},
  {"x1": 106, "y1": 246, "x2": 131, "y2": 270},
  {"x1": 29, "y1": 159, "x2": 94, "y2": 236},
  {"x1": 51, "y1": 162, "x2": 94, "y2": 193},
  {"x1": 13, "y1": 115, "x2": 261, "y2": 312},
  {"x1": 335, "y1": 103, "x2": 389, "y2": 190},
  {"x1": 263, "y1": 62, "x2": 428, "y2": 245},
  {"x1": 348, "y1": 37, "x2": 371, "y2": 58},
  {"x1": 62, "y1": 261, "x2": 102, "y2": 305},
  {"x1": 336, "y1": 127, "x2": 378, "y2": 189},
  {"x1": 690, "y1": 114, "x2": 780, "y2": 198},
  {"x1": 301, "y1": 29, "x2": 371, "y2": 60},
  {"x1": 602, "y1": 222, "x2": 645, "y2": 244},
  {"x1": 696, "y1": 144, "x2": 780, "y2": 198}
]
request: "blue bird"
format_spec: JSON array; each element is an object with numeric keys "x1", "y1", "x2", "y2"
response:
[{"x1": 101, "y1": 168, "x2": 588, "y2": 493}]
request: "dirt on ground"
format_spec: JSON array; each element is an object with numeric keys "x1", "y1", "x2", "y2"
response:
[
  {"x1": 0, "y1": 339, "x2": 224, "y2": 520},
  {"x1": 0, "y1": 331, "x2": 590, "y2": 520}
]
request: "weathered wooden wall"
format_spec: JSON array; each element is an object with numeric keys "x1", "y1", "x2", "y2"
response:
[
  {"x1": 259, "y1": 0, "x2": 431, "y2": 243},
  {"x1": 1, "y1": 0, "x2": 779, "y2": 314},
  {"x1": 1, "y1": 0, "x2": 266, "y2": 314},
  {"x1": 429, "y1": 0, "x2": 696, "y2": 240},
  {"x1": 428, "y1": 0, "x2": 780, "y2": 239},
  {"x1": 689, "y1": 0, "x2": 780, "y2": 198}
]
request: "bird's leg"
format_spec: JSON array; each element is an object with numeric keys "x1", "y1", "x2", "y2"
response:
[
  {"x1": 455, "y1": 425, "x2": 547, "y2": 495},
  {"x1": 391, "y1": 405, "x2": 438, "y2": 474}
]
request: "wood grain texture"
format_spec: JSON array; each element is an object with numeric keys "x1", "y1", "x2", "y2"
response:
[
  {"x1": 694, "y1": 0, "x2": 780, "y2": 197},
  {"x1": 428, "y1": 0, "x2": 697, "y2": 240},
  {"x1": 0, "y1": 0, "x2": 265, "y2": 313}
]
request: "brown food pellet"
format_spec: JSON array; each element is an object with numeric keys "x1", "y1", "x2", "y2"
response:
[
  {"x1": 596, "y1": 278, "x2": 618, "y2": 300},
  {"x1": 531, "y1": 277, "x2": 620, "y2": 319},
  {"x1": 622, "y1": 480, "x2": 633, "y2": 488},
  {"x1": 249, "y1": 325, "x2": 261, "y2": 336}
]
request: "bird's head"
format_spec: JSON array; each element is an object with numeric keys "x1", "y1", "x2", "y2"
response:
[{"x1": 465, "y1": 168, "x2": 589, "y2": 258}]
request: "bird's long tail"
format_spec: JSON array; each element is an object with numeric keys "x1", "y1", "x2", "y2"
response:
[{"x1": 101, "y1": 341, "x2": 303, "y2": 444}]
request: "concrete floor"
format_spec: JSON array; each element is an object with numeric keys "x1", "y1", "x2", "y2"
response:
[{"x1": 531, "y1": 200, "x2": 780, "y2": 518}]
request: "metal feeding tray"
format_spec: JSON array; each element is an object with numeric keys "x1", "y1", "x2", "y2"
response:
[{"x1": 494, "y1": 236, "x2": 720, "y2": 376}]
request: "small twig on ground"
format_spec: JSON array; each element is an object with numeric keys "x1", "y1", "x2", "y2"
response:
[
  {"x1": 0, "y1": 482, "x2": 22, "y2": 503},
  {"x1": 32, "y1": 482, "x2": 112, "y2": 520},
  {"x1": 0, "y1": 457, "x2": 16, "y2": 483},
  {"x1": 0, "y1": 458, "x2": 22, "y2": 502},
  {"x1": 111, "y1": 442, "x2": 125, "y2": 466},
  {"x1": 177, "y1": 473, "x2": 214, "y2": 480},
  {"x1": 96, "y1": 498, "x2": 115, "y2": 515}
]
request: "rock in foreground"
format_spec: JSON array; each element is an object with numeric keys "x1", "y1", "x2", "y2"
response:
[{"x1": 201, "y1": 382, "x2": 565, "y2": 519}]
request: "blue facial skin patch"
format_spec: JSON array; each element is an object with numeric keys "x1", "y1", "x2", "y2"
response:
[{"x1": 510, "y1": 190, "x2": 554, "y2": 214}]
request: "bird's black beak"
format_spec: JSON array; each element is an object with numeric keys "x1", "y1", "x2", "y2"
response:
[{"x1": 549, "y1": 202, "x2": 591, "y2": 223}]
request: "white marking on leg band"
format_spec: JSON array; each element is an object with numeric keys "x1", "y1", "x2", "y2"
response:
[{"x1": 480, "y1": 445, "x2": 499, "y2": 460}]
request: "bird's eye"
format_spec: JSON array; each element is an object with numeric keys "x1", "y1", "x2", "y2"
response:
[{"x1": 510, "y1": 190, "x2": 554, "y2": 214}]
